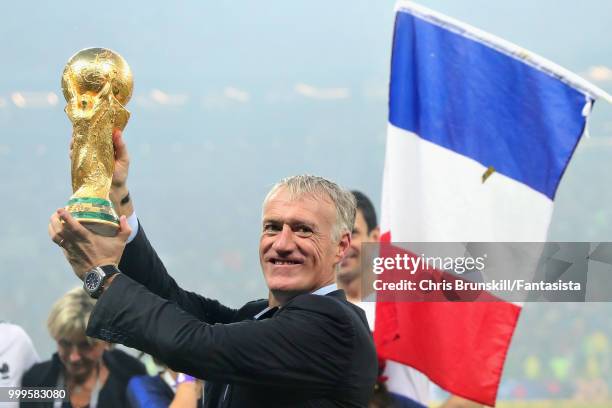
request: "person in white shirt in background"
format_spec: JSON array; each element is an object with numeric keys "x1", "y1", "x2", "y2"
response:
[
  {"x1": 0, "y1": 322, "x2": 39, "y2": 408},
  {"x1": 337, "y1": 191, "x2": 482, "y2": 408}
]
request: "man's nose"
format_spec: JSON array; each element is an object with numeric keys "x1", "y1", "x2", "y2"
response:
[{"x1": 272, "y1": 224, "x2": 296, "y2": 254}]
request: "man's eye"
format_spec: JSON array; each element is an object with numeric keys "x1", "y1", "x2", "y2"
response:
[
  {"x1": 295, "y1": 226, "x2": 313, "y2": 237},
  {"x1": 263, "y1": 224, "x2": 280, "y2": 234}
]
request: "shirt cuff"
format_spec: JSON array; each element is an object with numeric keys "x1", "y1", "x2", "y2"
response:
[{"x1": 126, "y1": 211, "x2": 139, "y2": 243}]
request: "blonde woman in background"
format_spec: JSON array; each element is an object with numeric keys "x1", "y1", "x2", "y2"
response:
[{"x1": 21, "y1": 287, "x2": 146, "y2": 408}]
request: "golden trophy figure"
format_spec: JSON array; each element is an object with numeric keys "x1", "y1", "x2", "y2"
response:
[{"x1": 61, "y1": 48, "x2": 133, "y2": 236}]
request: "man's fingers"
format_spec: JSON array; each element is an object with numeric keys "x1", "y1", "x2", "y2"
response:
[
  {"x1": 49, "y1": 212, "x2": 74, "y2": 249},
  {"x1": 112, "y1": 128, "x2": 122, "y2": 147},
  {"x1": 117, "y1": 215, "x2": 132, "y2": 242},
  {"x1": 48, "y1": 220, "x2": 64, "y2": 246},
  {"x1": 113, "y1": 129, "x2": 128, "y2": 160},
  {"x1": 57, "y1": 208, "x2": 90, "y2": 240},
  {"x1": 49, "y1": 211, "x2": 66, "y2": 235},
  {"x1": 50, "y1": 210, "x2": 80, "y2": 246}
]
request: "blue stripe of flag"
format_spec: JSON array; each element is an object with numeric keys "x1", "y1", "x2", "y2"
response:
[{"x1": 389, "y1": 9, "x2": 590, "y2": 200}]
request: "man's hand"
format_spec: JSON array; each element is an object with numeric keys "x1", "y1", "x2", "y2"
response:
[
  {"x1": 108, "y1": 129, "x2": 134, "y2": 217},
  {"x1": 170, "y1": 379, "x2": 203, "y2": 408},
  {"x1": 48, "y1": 209, "x2": 131, "y2": 280},
  {"x1": 110, "y1": 128, "x2": 129, "y2": 189}
]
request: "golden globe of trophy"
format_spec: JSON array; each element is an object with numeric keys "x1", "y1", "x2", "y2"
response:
[{"x1": 61, "y1": 48, "x2": 133, "y2": 236}]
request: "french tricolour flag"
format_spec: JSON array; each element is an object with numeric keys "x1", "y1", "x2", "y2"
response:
[{"x1": 374, "y1": 2, "x2": 611, "y2": 406}]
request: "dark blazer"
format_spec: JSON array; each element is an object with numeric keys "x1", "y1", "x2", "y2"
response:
[
  {"x1": 20, "y1": 349, "x2": 146, "y2": 408},
  {"x1": 86, "y1": 223, "x2": 377, "y2": 407}
]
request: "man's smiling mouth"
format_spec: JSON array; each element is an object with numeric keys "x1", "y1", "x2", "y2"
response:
[{"x1": 269, "y1": 258, "x2": 304, "y2": 265}]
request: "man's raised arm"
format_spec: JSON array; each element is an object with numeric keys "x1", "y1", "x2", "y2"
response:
[
  {"x1": 86, "y1": 273, "x2": 367, "y2": 393},
  {"x1": 53, "y1": 129, "x2": 237, "y2": 324}
]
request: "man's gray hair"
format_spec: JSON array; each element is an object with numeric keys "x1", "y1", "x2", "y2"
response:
[
  {"x1": 47, "y1": 287, "x2": 96, "y2": 342},
  {"x1": 263, "y1": 175, "x2": 356, "y2": 241}
]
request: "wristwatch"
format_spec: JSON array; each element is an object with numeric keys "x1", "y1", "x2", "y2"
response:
[{"x1": 83, "y1": 265, "x2": 120, "y2": 299}]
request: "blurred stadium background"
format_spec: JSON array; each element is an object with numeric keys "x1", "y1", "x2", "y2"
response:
[{"x1": 1, "y1": 0, "x2": 611, "y2": 405}]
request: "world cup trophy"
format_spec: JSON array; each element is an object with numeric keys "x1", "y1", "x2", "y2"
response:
[{"x1": 61, "y1": 48, "x2": 133, "y2": 236}]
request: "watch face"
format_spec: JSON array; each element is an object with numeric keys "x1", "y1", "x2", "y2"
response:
[{"x1": 85, "y1": 271, "x2": 102, "y2": 292}]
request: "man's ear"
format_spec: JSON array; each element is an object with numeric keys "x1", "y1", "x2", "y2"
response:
[
  {"x1": 336, "y1": 231, "x2": 351, "y2": 262},
  {"x1": 369, "y1": 227, "x2": 380, "y2": 242}
]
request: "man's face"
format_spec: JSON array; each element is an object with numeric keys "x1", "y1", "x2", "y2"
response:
[
  {"x1": 338, "y1": 209, "x2": 379, "y2": 281},
  {"x1": 260, "y1": 188, "x2": 350, "y2": 301},
  {"x1": 56, "y1": 335, "x2": 105, "y2": 381}
]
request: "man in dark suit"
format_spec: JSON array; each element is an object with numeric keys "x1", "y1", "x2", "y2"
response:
[{"x1": 49, "y1": 130, "x2": 377, "y2": 407}]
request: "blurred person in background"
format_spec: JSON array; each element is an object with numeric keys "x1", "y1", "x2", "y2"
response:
[
  {"x1": 21, "y1": 287, "x2": 146, "y2": 408},
  {"x1": 127, "y1": 359, "x2": 203, "y2": 408},
  {"x1": 0, "y1": 322, "x2": 39, "y2": 408},
  {"x1": 338, "y1": 191, "x2": 482, "y2": 408},
  {"x1": 575, "y1": 330, "x2": 610, "y2": 402}
]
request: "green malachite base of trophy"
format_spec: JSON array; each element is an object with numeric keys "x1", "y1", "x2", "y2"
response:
[{"x1": 66, "y1": 197, "x2": 119, "y2": 236}]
